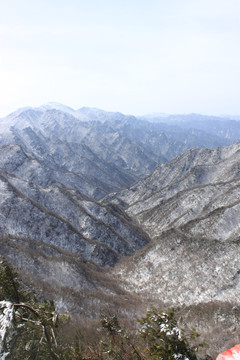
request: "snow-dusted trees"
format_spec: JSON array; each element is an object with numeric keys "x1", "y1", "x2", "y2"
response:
[
  {"x1": 138, "y1": 308, "x2": 199, "y2": 360},
  {"x1": 0, "y1": 257, "x2": 60, "y2": 359}
]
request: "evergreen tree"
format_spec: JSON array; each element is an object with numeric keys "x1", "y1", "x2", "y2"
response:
[
  {"x1": 138, "y1": 308, "x2": 200, "y2": 360},
  {"x1": 0, "y1": 257, "x2": 22, "y2": 303},
  {"x1": 0, "y1": 258, "x2": 60, "y2": 359}
]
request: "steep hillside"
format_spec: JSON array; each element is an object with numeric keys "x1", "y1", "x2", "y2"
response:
[
  {"x1": 0, "y1": 107, "x2": 162, "y2": 199},
  {"x1": 0, "y1": 104, "x2": 236, "y2": 201},
  {"x1": 106, "y1": 143, "x2": 240, "y2": 307},
  {"x1": 0, "y1": 154, "x2": 149, "y2": 267},
  {"x1": 101, "y1": 142, "x2": 240, "y2": 355},
  {"x1": 106, "y1": 143, "x2": 240, "y2": 239},
  {"x1": 0, "y1": 146, "x2": 149, "y2": 314},
  {"x1": 0, "y1": 232, "x2": 144, "y2": 317}
]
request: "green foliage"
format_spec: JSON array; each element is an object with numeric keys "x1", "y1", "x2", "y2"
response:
[
  {"x1": 0, "y1": 257, "x2": 23, "y2": 302},
  {"x1": 10, "y1": 299, "x2": 60, "y2": 359},
  {"x1": 0, "y1": 258, "x2": 60, "y2": 359},
  {"x1": 138, "y1": 307, "x2": 198, "y2": 360}
]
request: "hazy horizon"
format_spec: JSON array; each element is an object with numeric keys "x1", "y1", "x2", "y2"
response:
[
  {"x1": 1, "y1": 0, "x2": 240, "y2": 117},
  {"x1": 2, "y1": 101, "x2": 240, "y2": 120}
]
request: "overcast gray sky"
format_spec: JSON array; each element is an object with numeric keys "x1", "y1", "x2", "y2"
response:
[{"x1": 0, "y1": 0, "x2": 240, "y2": 117}]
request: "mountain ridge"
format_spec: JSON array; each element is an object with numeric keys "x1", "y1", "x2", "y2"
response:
[{"x1": 1, "y1": 103, "x2": 240, "y2": 355}]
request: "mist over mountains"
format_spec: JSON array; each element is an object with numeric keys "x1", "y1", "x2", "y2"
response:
[{"x1": 1, "y1": 103, "x2": 240, "y2": 355}]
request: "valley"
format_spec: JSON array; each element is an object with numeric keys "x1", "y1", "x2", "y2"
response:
[{"x1": 1, "y1": 103, "x2": 240, "y2": 357}]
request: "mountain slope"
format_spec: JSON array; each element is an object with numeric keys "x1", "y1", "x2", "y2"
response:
[
  {"x1": 1, "y1": 104, "x2": 237, "y2": 201},
  {"x1": 107, "y1": 142, "x2": 240, "y2": 307},
  {"x1": 0, "y1": 108, "x2": 163, "y2": 198},
  {"x1": 2, "y1": 104, "x2": 240, "y2": 353},
  {"x1": 0, "y1": 144, "x2": 150, "y2": 313},
  {"x1": 0, "y1": 160, "x2": 149, "y2": 267}
]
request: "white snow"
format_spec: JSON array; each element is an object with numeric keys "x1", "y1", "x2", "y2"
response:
[
  {"x1": 0, "y1": 301, "x2": 15, "y2": 359},
  {"x1": 0, "y1": 302, "x2": 14, "y2": 342}
]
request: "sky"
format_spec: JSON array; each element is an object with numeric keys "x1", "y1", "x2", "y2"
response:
[{"x1": 0, "y1": 0, "x2": 240, "y2": 117}]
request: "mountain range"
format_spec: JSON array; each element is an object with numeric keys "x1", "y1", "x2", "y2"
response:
[{"x1": 1, "y1": 103, "x2": 240, "y2": 356}]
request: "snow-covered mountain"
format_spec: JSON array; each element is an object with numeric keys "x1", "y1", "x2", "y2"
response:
[{"x1": 1, "y1": 103, "x2": 240, "y2": 354}]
